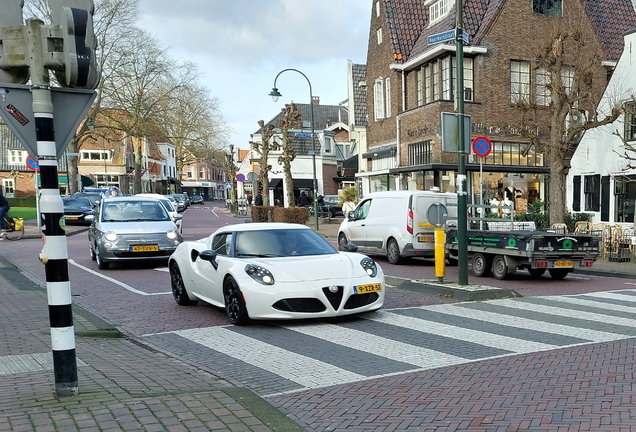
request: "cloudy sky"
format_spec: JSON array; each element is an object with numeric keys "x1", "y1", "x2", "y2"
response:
[{"x1": 136, "y1": 0, "x2": 371, "y2": 150}]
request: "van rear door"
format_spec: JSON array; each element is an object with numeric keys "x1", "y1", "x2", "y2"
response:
[{"x1": 411, "y1": 192, "x2": 458, "y2": 253}]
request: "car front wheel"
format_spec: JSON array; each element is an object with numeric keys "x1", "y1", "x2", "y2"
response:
[
  {"x1": 170, "y1": 262, "x2": 197, "y2": 305},
  {"x1": 95, "y1": 246, "x2": 109, "y2": 270},
  {"x1": 338, "y1": 233, "x2": 349, "y2": 251},
  {"x1": 224, "y1": 276, "x2": 249, "y2": 325}
]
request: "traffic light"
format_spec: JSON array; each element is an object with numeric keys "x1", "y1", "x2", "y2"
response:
[
  {"x1": 0, "y1": 0, "x2": 29, "y2": 84},
  {"x1": 48, "y1": 0, "x2": 100, "y2": 89}
]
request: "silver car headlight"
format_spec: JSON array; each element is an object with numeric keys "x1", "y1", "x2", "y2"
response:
[
  {"x1": 104, "y1": 231, "x2": 117, "y2": 242},
  {"x1": 166, "y1": 231, "x2": 178, "y2": 240},
  {"x1": 244, "y1": 264, "x2": 275, "y2": 285},
  {"x1": 360, "y1": 257, "x2": 378, "y2": 277}
]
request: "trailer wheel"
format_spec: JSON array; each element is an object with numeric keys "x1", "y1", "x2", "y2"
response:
[
  {"x1": 491, "y1": 255, "x2": 511, "y2": 280},
  {"x1": 528, "y1": 268, "x2": 546, "y2": 278},
  {"x1": 548, "y1": 269, "x2": 571, "y2": 280},
  {"x1": 472, "y1": 253, "x2": 492, "y2": 277}
]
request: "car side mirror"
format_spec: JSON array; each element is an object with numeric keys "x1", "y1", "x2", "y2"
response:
[
  {"x1": 199, "y1": 249, "x2": 219, "y2": 270},
  {"x1": 173, "y1": 214, "x2": 183, "y2": 221},
  {"x1": 343, "y1": 243, "x2": 358, "y2": 252},
  {"x1": 85, "y1": 215, "x2": 95, "y2": 222},
  {"x1": 347, "y1": 212, "x2": 355, "y2": 221}
]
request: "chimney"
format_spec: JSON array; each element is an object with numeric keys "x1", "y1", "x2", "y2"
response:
[{"x1": 312, "y1": 96, "x2": 320, "y2": 105}]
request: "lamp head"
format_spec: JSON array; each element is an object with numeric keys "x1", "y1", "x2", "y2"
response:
[
  {"x1": 269, "y1": 87, "x2": 282, "y2": 102},
  {"x1": 86, "y1": 117, "x2": 95, "y2": 130}
]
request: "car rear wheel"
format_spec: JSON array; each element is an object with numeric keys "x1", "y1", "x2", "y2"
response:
[
  {"x1": 170, "y1": 262, "x2": 197, "y2": 305},
  {"x1": 386, "y1": 238, "x2": 402, "y2": 265},
  {"x1": 338, "y1": 233, "x2": 349, "y2": 251},
  {"x1": 224, "y1": 276, "x2": 249, "y2": 325},
  {"x1": 95, "y1": 247, "x2": 109, "y2": 270}
]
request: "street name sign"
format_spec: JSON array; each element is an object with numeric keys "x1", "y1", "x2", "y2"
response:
[{"x1": 427, "y1": 29, "x2": 470, "y2": 45}]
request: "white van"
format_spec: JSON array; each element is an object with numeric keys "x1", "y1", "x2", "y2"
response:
[{"x1": 337, "y1": 190, "x2": 458, "y2": 264}]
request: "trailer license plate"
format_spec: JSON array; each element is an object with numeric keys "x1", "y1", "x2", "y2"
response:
[
  {"x1": 131, "y1": 245, "x2": 159, "y2": 252},
  {"x1": 354, "y1": 283, "x2": 382, "y2": 294},
  {"x1": 554, "y1": 260, "x2": 574, "y2": 267}
]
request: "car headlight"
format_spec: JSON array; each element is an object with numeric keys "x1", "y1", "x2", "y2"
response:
[
  {"x1": 244, "y1": 264, "x2": 275, "y2": 285},
  {"x1": 360, "y1": 257, "x2": 378, "y2": 277},
  {"x1": 104, "y1": 231, "x2": 117, "y2": 241},
  {"x1": 166, "y1": 231, "x2": 178, "y2": 240}
]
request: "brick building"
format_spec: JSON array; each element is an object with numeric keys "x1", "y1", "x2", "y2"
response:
[{"x1": 361, "y1": 0, "x2": 636, "y2": 214}]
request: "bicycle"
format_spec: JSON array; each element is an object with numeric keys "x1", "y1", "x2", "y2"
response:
[{"x1": 2, "y1": 214, "x2": 25, "y2": 240}]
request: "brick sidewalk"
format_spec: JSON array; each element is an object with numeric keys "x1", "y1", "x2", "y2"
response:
[{"x1": 0, "y1": 255, "x2": 302, "y2": 432}]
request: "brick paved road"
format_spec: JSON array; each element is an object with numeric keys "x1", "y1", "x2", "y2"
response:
[{"x1": 141, "y1": 290, "x2": 636, "y2": 431}]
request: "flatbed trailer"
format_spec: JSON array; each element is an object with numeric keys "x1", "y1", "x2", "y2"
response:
[{"x1": 446, "y1": 229, "x2": 601, "y2": 280}]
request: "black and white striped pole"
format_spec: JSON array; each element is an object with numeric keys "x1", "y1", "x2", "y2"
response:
[{"x1": 26, "y1": 18, "x2": 78, "y2": 397}]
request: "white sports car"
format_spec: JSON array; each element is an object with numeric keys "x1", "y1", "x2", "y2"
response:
[{"x1": 168, "y1": 222, "x2": 385, "y2": 325}]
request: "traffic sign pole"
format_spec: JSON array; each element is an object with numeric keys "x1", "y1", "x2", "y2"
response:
[
  {"x1": 27, "y1": 18, "x2": 78, "y2": 398},
  {"x1": 455, "y1": 0, "x2": 468, "y2": 285},
  {"x1": 472, "y1": 136, "x2": 492, "y2": 230}
]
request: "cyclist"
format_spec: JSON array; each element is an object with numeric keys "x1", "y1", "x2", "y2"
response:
[{"x1": 0, "y1": 190, "x2": 9, "y2": 239}]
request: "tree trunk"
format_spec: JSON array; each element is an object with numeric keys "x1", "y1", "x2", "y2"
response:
[
  {"x1": 134, "y1": 136, "x2": 143, "y2": 194},
  {"x1": 67, "y1": 138, "x2": 79, "y2": 195},
  {"x1": 548, "y1": 160, "x2": 566, "y2": 225}
]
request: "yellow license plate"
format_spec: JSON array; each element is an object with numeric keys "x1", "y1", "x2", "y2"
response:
[
  {"x1": 66, "y1": 216, "x2": 79, "y2": 220},
  {"x1": 354, "y1": 283, "x2": 382, "y2": 294},
  {"x1": 418, "y1": 236, "x2": 434, "y2": 242},
  {"x1": 554, "y1": 260, "x2": 574, "y2": 267},
  {"x1": 131, "y1": 245, "x2": 159, "y2": 252}
]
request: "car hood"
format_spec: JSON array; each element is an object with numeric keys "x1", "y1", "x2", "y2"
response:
[
  {"x1": 96, "y1": 221, "x2": 178, "y2": 233},
  {"x1": 245, "y1": 252, "x2": 374, "y2": 283}
]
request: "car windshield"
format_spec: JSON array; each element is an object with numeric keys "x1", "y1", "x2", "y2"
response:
[
  {"x1": 101, "y1": 201, "x2": 170, "y2": 222},
  {"x1": 234, "y1": 229, "x2": 337, "y2": 257},
  {"x1": 63, "y1": 198, "x2": 91, "y2": 207}
]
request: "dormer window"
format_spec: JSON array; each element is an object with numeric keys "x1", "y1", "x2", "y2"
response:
[
  {"x1": 427, "y1": 0, "x2": 450, "y2": 25},
  {"x1": 533, "y1": 0, "x2": 562, "y2": 16}
]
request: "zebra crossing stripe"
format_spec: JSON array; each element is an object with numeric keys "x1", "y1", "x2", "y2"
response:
[
  {"x1": 175, "y1": 327, "x2": 366, "y2": 389},
  {"x1": 435, "y1": 303, "x2": 622, "y2": 342},
  {"x1": 367, "y1": 310, "x2": 559, "y2": 353},
  {"x1": 494, "y1": 298, "x2": 636, "y2": 332},
  {"x1": 282, "y1": 322, "x2": 467, "y2": 369}
]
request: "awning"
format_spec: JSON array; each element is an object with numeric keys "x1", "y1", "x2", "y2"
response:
[
  {"x1": 81, "y1": 175, "x2": 95, "y2": 187},
  {"x1": 268, "y1": 178, "x2": 314, "y2": 189},
  {"x1": 168, "y1": 177, "x2": 181, "y2": 185}
]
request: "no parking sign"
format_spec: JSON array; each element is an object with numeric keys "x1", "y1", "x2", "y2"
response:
[{"x1": 472, "y1": 136, "x2": 492, "y2": 157}]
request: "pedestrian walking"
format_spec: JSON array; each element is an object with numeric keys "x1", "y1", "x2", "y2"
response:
[
  {"x1": 0, "y1": 190, "x2": 10, "y2": 239},
  {"x1": 298, "y1": 191, "x2": 310, "y2": 207},
  {"x1": 255, "y1": 191, "x2": 263, "y2": 206},
  {"x1": 247, "y1": 194, "x2": 253, "y2": 206},
  {"x1": 342, "y1": 196, "x2": 356, "y2": 218}
]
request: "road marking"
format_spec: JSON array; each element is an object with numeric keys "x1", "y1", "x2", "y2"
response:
[{"x1": 68, "y1": 259, "x2": 171, "y2": 296}]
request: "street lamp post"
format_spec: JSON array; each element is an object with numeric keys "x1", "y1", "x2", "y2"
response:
[{"x1": 269, "y1": 69, "x2": 319, "y2": 231}]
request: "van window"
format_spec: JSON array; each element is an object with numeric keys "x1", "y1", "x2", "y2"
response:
[{"x1": 356, "y1": 200, "x2": 372, "y2": 220}]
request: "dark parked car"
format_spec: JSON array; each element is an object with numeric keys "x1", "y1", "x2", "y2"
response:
[
  {"x1": 63, "y1": 197, "x2": 95, "y2": 225},
  {"x1": 190, "y1": 195, "x2": 204, "y2": 205},
  {"x1": 72, "y1": 192, "x2": 102, "y2": 207},
  {"x1": 321, "y1": 195, "x2": 344, "y2": 217}
]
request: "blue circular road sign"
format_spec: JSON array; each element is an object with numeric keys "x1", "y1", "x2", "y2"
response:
[
  {"x1": 472, "y1": 136, "x2": 492, "y2": 157},
  {"x1": 26, "y1": 155, "x2": 39, "y2": 171}
]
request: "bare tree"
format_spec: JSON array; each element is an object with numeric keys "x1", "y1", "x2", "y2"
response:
[
  {"x1": 23, "y1": 0, "x2": 140, "y2": 193},
  {"x1": 252, "y1": 121, "x2": 277, "y2": 206},
  {"x1": 100, "y1": 29, "x2": 198, "y2": 193},
  {"x1": 154, "y1": 79, "x2": 230, "y2": 176},
  {"x1": 274, "y1": 103, "x2": 300, "y2": 207},
  {"x1": 515, "y1": 8, "x2": 622, "y2": 224}
]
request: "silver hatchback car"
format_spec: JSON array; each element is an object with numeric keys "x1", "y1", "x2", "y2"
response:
[{"x1": 87, "y1": 196, "x2": 183, "y2": 269}]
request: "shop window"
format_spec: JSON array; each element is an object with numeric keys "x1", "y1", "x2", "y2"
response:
[
  {"x1": 483, "y1": 142, "x2": 543, "y2": 167},
  {"x1": 584, "y1": 174, "x2": 600, "y2": 212}
]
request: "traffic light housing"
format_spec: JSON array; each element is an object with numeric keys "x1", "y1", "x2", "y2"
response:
[
  {"x1": 0, "y1": 0, "x2": 29, "y2": 84},
  {"x1": 48, "y1": 0, "x2": 100, "y2": 89}
]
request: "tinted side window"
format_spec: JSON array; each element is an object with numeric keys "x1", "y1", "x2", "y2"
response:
[
  {"x1": 213, "y1": 233, "x2": 233, "y2": 256},
  {"x1": 355, "y1": 200, "x2": 372, "y2": 220}
]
